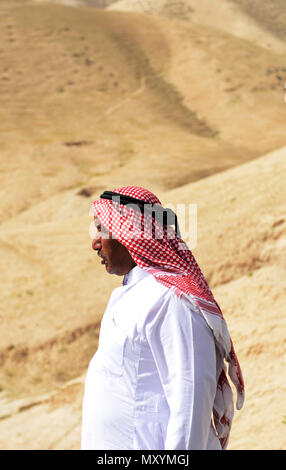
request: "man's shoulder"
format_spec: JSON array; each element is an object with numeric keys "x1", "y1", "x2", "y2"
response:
[
  {"x1": 133, "y1": 272, "x2": 189, "y2": 315},
  {"x1": 137, "y1": 271, "x2": 172, "y2": 297},
  {"x1": 137, "y1": 272, "x2": 201, "y2": 317}
]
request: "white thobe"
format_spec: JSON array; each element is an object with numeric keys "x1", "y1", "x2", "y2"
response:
[{"x1": 81, "y1": 266, "x2": 221, "y2": 450}]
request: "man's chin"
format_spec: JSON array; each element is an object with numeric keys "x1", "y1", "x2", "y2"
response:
[
  {"x1": 105, "y1": 264, "x2": 123, "y2": 276},
  {"x1": 104, "y1": 263, "x2": 113, "y2": 274}
]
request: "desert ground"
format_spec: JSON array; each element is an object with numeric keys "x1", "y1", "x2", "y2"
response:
[{"x1": 0, "y1": 0, "x2": 285, "y2": 450}]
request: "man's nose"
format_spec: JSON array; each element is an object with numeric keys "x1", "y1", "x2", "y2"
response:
[{"x1": 92, "y1": 236, "x2": 101, "y2": 251}]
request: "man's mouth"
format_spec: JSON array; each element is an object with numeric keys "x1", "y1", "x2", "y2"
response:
[{"x1": 98, "y1": 251, "x2": 107, "y2": 265}]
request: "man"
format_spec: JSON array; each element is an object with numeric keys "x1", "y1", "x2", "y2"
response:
[{"x1": 81, "y1": 186, "x2": 244, "y2": 450}]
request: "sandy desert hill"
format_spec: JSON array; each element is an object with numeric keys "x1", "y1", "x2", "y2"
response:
[
  {"x1": 108, "y1": 0, "x2": 286, "y2": 49},
  {"x1": 0, "y1": 0, "x2": 285, "y2": 450},
  {"x1": 2, "y1": 0, "x2": 286, "y2": 222}
]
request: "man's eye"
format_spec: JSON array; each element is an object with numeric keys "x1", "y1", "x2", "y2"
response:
[{"x1": 94, "y1": 222, "x2": 108, "y2": 235}]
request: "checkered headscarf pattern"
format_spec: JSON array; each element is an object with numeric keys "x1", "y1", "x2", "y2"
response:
[{"x1": 92, "y1": 185, "x2": 244, "y2": 449}]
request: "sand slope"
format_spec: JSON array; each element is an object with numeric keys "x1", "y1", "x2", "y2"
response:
[
  {"x1": 1, "y1": 1, "x2": 286, "y2": 223},
  {"x1": 108, "y1": 0, "x2": 286, "y2": 53},
  {"x1": 162, "y1": 147, "x2": 286, "y2": 449}
]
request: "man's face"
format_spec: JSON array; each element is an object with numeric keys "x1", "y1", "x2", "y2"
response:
[{"x1": 92, "y1": 217, "x2": 136, "y2": 276}]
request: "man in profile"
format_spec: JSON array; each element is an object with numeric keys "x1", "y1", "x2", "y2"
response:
[{"x1": 81, "y1": 185, "x2": 244, "y2": 450}]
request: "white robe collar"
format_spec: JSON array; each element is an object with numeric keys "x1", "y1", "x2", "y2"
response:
[{"x1": 123, "y1": 265, "x2": 149, "y2": 286}]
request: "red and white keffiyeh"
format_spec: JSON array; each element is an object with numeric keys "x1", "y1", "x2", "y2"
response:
[{"x1": 92, "y1": 185, "x2": 245, "y2": 450}]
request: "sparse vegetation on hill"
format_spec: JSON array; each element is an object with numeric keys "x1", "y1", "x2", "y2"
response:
[{"x1": 229, "y1": 0, "x2": 286, "y2": 41}]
